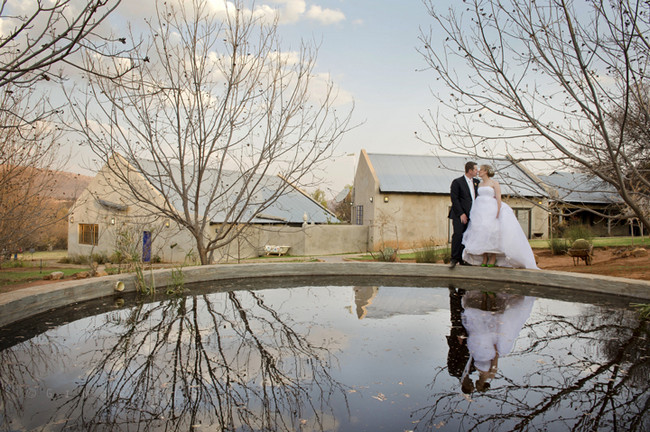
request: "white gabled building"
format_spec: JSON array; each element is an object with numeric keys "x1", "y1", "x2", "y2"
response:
[{"x1": 68, "y1": 155, "x2": 367, "y2": 263}]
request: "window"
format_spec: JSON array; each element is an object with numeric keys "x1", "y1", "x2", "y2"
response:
[
  {"x1": 79, "y1": 224, "x2": 99, "y2": 245},
  {"x1": 512, "y1": 208, "x2": 532, "y2": 239},
  {"x1": 354, "y1": 205, "x2": 364, "y2": 225}
]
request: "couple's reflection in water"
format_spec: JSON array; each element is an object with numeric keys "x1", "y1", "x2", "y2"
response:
[
  {"x1": 447, "y1": 287, "x2": 535, "y2": 395},
  {"x1": 427, "y1": 284, "x2": 650, "y2": 431}
]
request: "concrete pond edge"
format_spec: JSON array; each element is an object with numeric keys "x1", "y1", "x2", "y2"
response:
[{"x1": 1, "y1": 262, "x2": 649, "y2": 328}]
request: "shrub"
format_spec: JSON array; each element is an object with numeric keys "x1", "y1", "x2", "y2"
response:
[
  {"x1": 564, "y1": 224, "x2": 593, "y2": 243},
  {"x1": 91, "y1": 253, "x2": 110, "y2": 265},
  {"x1": 374, "y1": 247, "x2": 397, "y2": 262},
  {"x1": 59, "y1": 253, "x2": 110, "y2": 265},
  {"x1": 109, "y1": 251, "x2": 127, "y2": 264},
  {"x1": 415, "y1": 246, "x2": 438, "y2": 263},
  {"x1": 59, "y1": 254, "x2": 85, "y2": 264},
  {"x1": 548, "y1": 238, "x2": 570, "y2": 255},
  {"x1": 415, "y1": 245, "x2": 450, "y2": 264},
  {"x1": 1, "y1": 259, "x2": 28, "y2": 268},
  {"x1": 439, "y1": 248, "x2": 452, "y2": 264},
  {"x1": 632, "y1": 303, "x2": 650, "y2": 319}
]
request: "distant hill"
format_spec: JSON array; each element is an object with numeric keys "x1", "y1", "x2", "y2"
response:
[{"x1": 46, "y1": 170, "x2": 92, "y2": 201}]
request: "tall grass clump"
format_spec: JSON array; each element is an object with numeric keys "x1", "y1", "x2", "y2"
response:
[
  {"x1": 548, "y1": 238, "x2": 570, "y2": 255},
  {"x1": 415, "y1": 245, "x2": 451, "y2": 263},
  {"x1": 373, "y1": 247, "x2": 397, "y2": 262}
]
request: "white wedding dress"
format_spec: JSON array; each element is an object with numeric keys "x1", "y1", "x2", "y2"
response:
[
  {"x1": 462, "y1": 186, "x2": 539, "y2": 269},
  {"x1": 461, "y1": 292, "x2": 536, "y2": 372}
]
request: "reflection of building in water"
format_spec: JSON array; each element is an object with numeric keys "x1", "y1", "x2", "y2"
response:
[
  {"x1": 353, "y1": 286, "x2": 379, "y2": 319},
  {"x1": 351, "y1": 286, "x2": 441, "y2": 319}
]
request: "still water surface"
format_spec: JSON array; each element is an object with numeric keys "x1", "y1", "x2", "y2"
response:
[{"x1": 0, "y1": 282, "x2": 648, "y2": 431}]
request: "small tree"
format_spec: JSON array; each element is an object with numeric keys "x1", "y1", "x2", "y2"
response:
[
  {"x1": 0, "y1": 88, "x2": 64, "y2": 255},
  {"x1": 333, "y1": 185, "x2": 352, "y2": 223},
  {"x1": 310, "y1": 189, "x2": 328, "y2": 209},
  {"x1": 67, "y1": 0, "x2": 353, "y2": 264}
]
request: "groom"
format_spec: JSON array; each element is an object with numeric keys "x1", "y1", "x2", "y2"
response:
[{"x1": 448, "y1": 161, "x2": 479, "y2": 268}]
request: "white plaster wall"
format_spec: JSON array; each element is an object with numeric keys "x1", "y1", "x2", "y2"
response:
[
  {"x1": 368, "y1": 194, "x2": 450, "y2": 250},
  {"x1": 214, "y1": 225, "x2": 369, "y2": 262},
  {"x1": 68, "y1": 159, "x2": 199, "y2": 262},
  {"x1": 352, "y1": 150, "x2": 378, "y2": 228},
  {"x1": 303, "y1": 225, "x2": 368, "y2": 255}
]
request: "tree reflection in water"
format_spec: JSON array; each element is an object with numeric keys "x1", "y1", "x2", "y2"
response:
[
  {"x1": 1, "y1": 290, "x2": 347, "y2": 431},
  {"x1": 0, "y1": 284, "x2": 648, "y2": 431},
  {"x1": 418, "y1": 288, "x2": 650, "y2": 431}
]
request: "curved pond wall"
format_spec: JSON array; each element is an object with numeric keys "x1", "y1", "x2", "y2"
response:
[{"x1": 1, "y1": 262, "x2": 649, "y2": 327}]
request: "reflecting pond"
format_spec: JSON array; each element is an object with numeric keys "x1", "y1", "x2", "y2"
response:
[{"x1": 0, "y1": 280, "x2": 648, "y2": 431}]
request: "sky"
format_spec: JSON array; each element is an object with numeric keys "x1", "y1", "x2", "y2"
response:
[
  {"x1": 15, "y1": 0, "x2": 457, "y2": 198},
  {"x1": 269, "y1": 0, "x2": 449, "y2": 196}
]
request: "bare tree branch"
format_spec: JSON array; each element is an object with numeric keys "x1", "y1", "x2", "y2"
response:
[{"x1": 418, "y1": 0, "x2": 650, "y2": 232}]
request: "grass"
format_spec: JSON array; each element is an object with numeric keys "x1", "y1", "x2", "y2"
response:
[
  {"x1": 351, "y1": 248, "x2": 451, "y2": 262},
  {"x1": 0, "y1": 268, "x2": 89, "y2": 288},
  {"x1": 0, "y1": 237, "x2": 648, "y2": 288},
  {"x1": 530, "y1": 236, "x2": 650, "y2": 249},
  {"x1": 350, "y1": 236, "x2": 648, "y2": 262},
  {"x1": 8, "y1": 250, "x2": 69, "y2": 262}
]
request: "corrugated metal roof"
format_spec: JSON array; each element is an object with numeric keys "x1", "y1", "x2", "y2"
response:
[
  {"x1": 133, "y1": 159, "x2": 338, "y2": 224},
  {"x1": 367, "y1": 154, "x2": 548, "y2": 197},
  {"x1": 538, "y1": 172, "x2": 622, "y2": 204}
]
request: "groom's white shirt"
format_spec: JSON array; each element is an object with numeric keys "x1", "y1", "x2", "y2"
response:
[{"x1": 464, "y1": 174, "x2": 476, "y2": 201}]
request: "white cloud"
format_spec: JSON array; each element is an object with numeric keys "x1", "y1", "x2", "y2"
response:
[
  {"x1": 305, "y1": 5, "x2": 345, "y2": 25},
  {"x1": 309, "y1": 72, "x2": 354, "y2": 107},
  {"x1": 275, "y1": 0, "x2": 307, "y2": 23}
]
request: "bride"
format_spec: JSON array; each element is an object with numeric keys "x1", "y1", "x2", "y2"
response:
[{"x1": 462, "y1": 165, "x2": 539, "y2": 269}]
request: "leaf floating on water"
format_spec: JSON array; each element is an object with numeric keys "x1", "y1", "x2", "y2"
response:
[{"x1": 52, "y1": 418, "x2": 73, "y2": 425}]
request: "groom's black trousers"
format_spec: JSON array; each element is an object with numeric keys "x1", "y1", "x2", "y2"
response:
[{"x1": 450, "y1": 217, "x2": 468, "y2": 263}]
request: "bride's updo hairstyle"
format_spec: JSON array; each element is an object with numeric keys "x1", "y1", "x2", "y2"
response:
[{"x1": 480, "y1": 164, "x2": 495, "y2": 177}]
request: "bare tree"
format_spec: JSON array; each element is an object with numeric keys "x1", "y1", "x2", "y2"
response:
[
  {"x1": 0, "y1": 0, "x2": 126, "y2": 255},
  {"x1": 66, "y1": 0, "x2": 353, "y2": 264},
  {"x1": 0, "y1": 87, "x2": 64, "y2": 259},
  {"x1": 0, "y1": 290, "x2": 347, "y2": 430},
  {"x1": 418, "y1": 0, "x2": 650, "y2": 232}
]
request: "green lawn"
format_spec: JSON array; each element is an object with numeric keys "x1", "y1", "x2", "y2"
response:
[
  {"x1": 530, "y1": 236, "x2": 650, "y2": 249},
  {"x1": 355, "y1": 236, "x2": 649, "y2": 262},
  {"x1": 0, "y1": 268, "x2": 89, "y2": 289},
  {"x1": 9, "y1": 250, "x2": 69, "y2": 262}
]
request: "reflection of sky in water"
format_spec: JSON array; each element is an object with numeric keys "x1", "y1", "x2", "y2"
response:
[{"x1": 0, "y1": 285, "x2": 648, "y2": 431}]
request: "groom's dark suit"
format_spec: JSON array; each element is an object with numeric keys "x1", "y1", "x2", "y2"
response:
[{"x1": 449, "y1": 174, "x2": 480, "y2": 265}]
